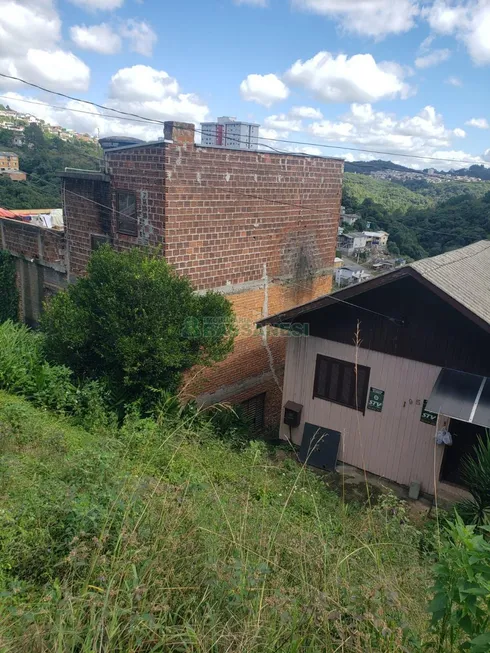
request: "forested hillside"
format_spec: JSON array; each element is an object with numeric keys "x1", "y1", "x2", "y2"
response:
[
  {"x1": 0, "y1": 125, "x2": 101, "y2": 209},
  {"x1": 343, "y1": 172, "x2": 490, "y2": 260}
]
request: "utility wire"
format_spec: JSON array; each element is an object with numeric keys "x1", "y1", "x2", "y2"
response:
[
  {"x1": 1, "y1": 72, "x2": 488, "y2": 168},
  {"x1": 41, "y1": 190, "x2": 404, "y2": 324},
  {"x1": 0, "y1": 94, "x2": 165, "y2": 125}
]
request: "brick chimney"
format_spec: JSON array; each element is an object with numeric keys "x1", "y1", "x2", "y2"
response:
[{"x1": 164, "y1": 121, "x2": 195, "y2": 145}]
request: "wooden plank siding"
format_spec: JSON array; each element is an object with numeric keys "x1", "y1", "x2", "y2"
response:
[
  {"x1": 282, "y1": 335, "x2": 452, "y2": 495},
  {"x1": 305, "y1": 276, "x2": 490, "y2": 377}
]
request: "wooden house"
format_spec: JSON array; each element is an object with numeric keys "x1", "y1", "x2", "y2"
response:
[{"x1": 258, "y1": 241, "x2": 490, "y2": 497}]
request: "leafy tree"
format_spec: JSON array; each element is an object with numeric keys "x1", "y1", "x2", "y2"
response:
[
  {"x1": 41, "y1": 246, "x2": 236, "y2": 409},
  {"x1": 23, "y1": 124, "x2": 46, "y2": 149}
]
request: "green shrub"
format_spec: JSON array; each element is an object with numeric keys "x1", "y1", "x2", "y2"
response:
[
  {"x1": 0, "y1": 320, "x2": 113, "y2": 428},
  {"x1": 458, "y1": 434, "x2": 490, "y2": 527},
  {"x1": 428, "y1": 515, "x2": 490, "y2": 652},
  {"x1": 0, "y1": 251, "x2": 18, "y2": 323},
  {"x1": 41, "y1": 246, "x2": 236, "y2": 411}
]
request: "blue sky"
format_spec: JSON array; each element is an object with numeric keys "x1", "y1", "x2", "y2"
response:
[{"x1": 1, "y1": 0, "x2": 490, "y2": 169}]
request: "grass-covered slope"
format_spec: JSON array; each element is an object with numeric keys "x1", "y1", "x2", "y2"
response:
[{"x1": 0, "y1": 391, "x2": 432, "y2": 652}]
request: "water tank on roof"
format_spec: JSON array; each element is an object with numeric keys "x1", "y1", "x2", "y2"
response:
[{"x1": 98, "y1": 136, "x2": 146, "y2": 150}]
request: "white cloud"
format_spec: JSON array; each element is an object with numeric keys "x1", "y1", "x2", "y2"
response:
[
  {"x1": 292, "y1": 0, "x2": 419, "y2": 38},
  {"x1": 424, "y1": 1, "x2": 467, "y2": 34},
  {"x1": 285, "y1": 52, "x2": 411, "y2": 104},
  {"x1": 0, "y1": 1, "x2": 61, "y2": 58},
  {"x1": 259, "y1": 127, "x2": 290, "y2": 142},
  {"x1": 69, "y1": 0, "x2": 124, "y2": 10},
  {"x1": 304, "y1": 103, "x2": 480, "y2": 169},
  {"x1": 289, "y1": 105, "x2": 323, "y2": 119},
  {"x1": 2, "y1": 61, "x2": 209, "y2": 141},
  {"x1": 0, "y1": 49, "x2": 90, "y2": 92},
  {"x1": 415, "y1": 48, "x2": 451, "y2": 68},
  {"x1": 0, "y1": 1, "x2": 91, "y2": 93},
  {"x1": 466, "y1": 117, "x2": 489, "y2": 129},
  {"x1": 109, "y1": 65, "x2": 209, "y2": 125},
  {"x1": 109, "y1": 65, "x2": 179, "y2": 101},
  {"x1": 119, "y1": 19, "x2": 157, "y2": 57},
  {"x1": 24, "y1": 49, "x2": 90, "y2": 90},
  {"x1": 446, "y1": 76, "x2": 463, "y2": 86},
  {"x1": 418, "y1": 35, "x2": 435, "y2": 53},
  {"x1": 309, "y1": 120, "x2": 354, "y2": 140},
  {"x1": 70, "y1": 23, "x2": 121, "y2": 54},
  {"x1": 240, "y1": 73, "x2": 289, "y2": 107},
  {"x1": 424, "y1": 0, "x2": 490, "y2": 65},
  {"x1": 263, "y1": 114, "x2": 303, "y2": 131}
]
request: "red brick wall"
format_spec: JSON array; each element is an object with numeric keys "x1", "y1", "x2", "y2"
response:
[
  {"x1": 0, "y1": 218, "x2": 65, "y2": 265},
  {"x1": 105, "y1": 145, "x2": 166, "y2": 252},
  {"x1": 63, "y1": 178, "x2": 110, "y2": 277},
  {"x1": 163, "y1": 144, "x2": 343, "y2": 290},
  {"x1": 66, "y1": 142, "x2": 342, "y2": 291}
]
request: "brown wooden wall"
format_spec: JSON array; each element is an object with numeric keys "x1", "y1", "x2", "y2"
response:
[{"x1": 303, "y1": 276, "x2": 490, "y2": 376}]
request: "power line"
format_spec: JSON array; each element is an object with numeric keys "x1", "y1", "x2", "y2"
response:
[
  {"x1": 45, "y1": 192, "x2": 405, "y2": 324},
  {"x1": 1, "y1": 72, "x2": 488, "y2": 168},
  {"x1": 0, "y1": 95, "x2": 165, "y2": 125}
]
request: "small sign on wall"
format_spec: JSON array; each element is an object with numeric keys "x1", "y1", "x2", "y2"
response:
[
  {"x1": 420, "y1": 400, "x2": 438, "y2": 425},
  {"x1": 367, "y1": 387, "x2": 385, "y2": 412}
]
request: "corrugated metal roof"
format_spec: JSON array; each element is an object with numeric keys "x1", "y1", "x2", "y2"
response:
[
  {"x1": 0, "y1": 208, "x2": 17, "y2": 218},
  {"x1": 411, "y1": 240, "x2": 490, "y2": 327}
]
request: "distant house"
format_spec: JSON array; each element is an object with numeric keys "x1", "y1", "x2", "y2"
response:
[
  {"x1": 0, "y1": 151, "x2": 26, "y2": 181},
  {"x1": 364, "y1": 230, "x2": 389, "y2": 249},
  {"x1": 341, "y1": 213, "x2": 361, "y2": 227},
  {"x1": 0, "y1": 151, "x2": 19, "y2": 171},
  {"x1": 337, "y1": 232, "x2": 368, "y2": 255},
  {"x1": 334, "y1": 266, "x2": 370, "y2": 286},
  {"x1": 258, "y1": 241, "x2": 490, "y2": 499}
]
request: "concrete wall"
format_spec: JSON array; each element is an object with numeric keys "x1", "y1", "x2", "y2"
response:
[{"x1": 281, "y1": 334, "x2": 458, "y2": 495}]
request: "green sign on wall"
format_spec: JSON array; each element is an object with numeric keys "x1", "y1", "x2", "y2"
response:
[
  {"x1": 367, "y1": 387, "x2": 385, "y2": 412},
  {"x1": 420, "y1": 400, "x2": 438, "y2": 425}
]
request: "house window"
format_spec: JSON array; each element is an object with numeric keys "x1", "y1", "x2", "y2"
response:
[
  {"x1": 241, "y1": 392, "x2": 266, "y2": 431},
  {"x1": 116, "y1": 191, "x2": 137, "y2": 236},
  {"x1": 313, "y1": 354, "x2": 370, "y2": 412}
]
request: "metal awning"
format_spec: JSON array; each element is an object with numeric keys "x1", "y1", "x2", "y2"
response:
[{"x1": 426, "y1": 368, "x2": 490, "y2": 428}]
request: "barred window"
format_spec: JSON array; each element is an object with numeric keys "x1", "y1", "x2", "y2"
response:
[{"x1": 241, "y1": 393, "x2": 266, "y2": 430}]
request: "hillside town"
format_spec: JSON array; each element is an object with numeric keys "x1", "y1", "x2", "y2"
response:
[
  {"x1": 370, "y1": 167, "x2": 482, "y2": 183},
  {"x1": 0, "y1": 106, "x2": 98, "y2": 144}
]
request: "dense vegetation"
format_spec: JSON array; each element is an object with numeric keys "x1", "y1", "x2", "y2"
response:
[
  {"x1": 343, "y1": 173, "x2": 490, "y2": 259},
  {"x1": 0, "y1": 251, "x2": 18, "y2": 322},
  {"x1": 1, "y1": 318, "x2": 490, "y2": 651},
  {"x1": 41, "y1": 246, "x2": 236, "y2": 411},
  {"x1": 0, "y1": 124, "x2": 101, "y2": 209}
]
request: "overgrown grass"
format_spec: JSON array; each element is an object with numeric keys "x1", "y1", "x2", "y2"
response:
[{"x1": 0, "y1": 391, "x2": 434, "y2": 652}]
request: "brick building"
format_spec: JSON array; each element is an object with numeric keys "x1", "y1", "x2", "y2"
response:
[
  {"x1": 0, "y1": 214, "x2": 66, "y2": 324},
  {"x1": 0, "y1": 151, "x2": 26, "y2": 181},
  {"x1": 6, "y1": 120, "x2": 343, "y2": 425}
]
